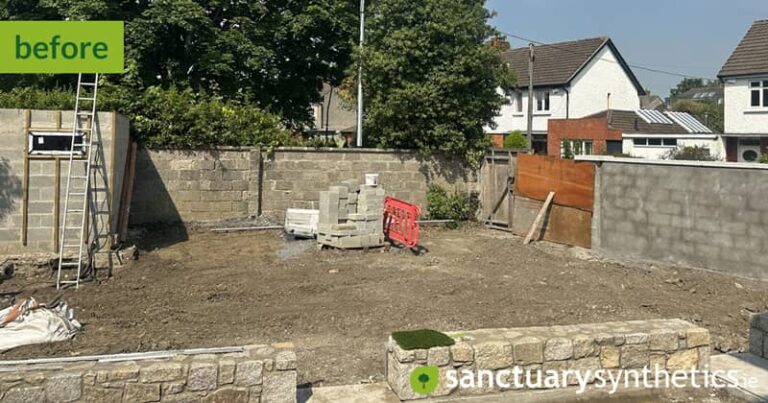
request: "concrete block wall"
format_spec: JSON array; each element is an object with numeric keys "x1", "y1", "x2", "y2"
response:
[
  {"x1": 594, "y1": 161, "x2": 768, "y2": 281},
  {"x1": 387, "y1": 319, "x2": 710, "y2": 400},
  {"x1": 0, "y1": 109, "x2": 128, "y2": 254},
  {"x1": 129, "y1": 148, "x2": 476, "y2": 225},
  {"x1": 0, "y1": 344, "x2": 297, "y2": 403}
]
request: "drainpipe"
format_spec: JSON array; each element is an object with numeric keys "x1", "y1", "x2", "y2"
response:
[{"x1": 564, "y1": 87, "x2": 570, "y2": 119}]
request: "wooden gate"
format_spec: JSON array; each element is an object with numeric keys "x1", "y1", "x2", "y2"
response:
[{"x1": 480, "y1": 149, "x2": 517, "y2": 229}]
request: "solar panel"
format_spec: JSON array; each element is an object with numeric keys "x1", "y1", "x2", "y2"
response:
[
  {"x1": 665, "y1": 112, "x2": 713, "y2": 134},
  {"x1": 635, "y1": 109, "x2": 674, "y2": 125}
]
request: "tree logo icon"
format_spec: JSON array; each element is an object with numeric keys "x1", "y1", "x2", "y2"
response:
[{"x1": 409, "y1": 366, "x2": 439, "y2": 395}]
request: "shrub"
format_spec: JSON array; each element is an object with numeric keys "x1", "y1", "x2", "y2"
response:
[
  {"x1": 662, "y1": 146, "x2": 719, "y2": 161},
  {"x1": 391, "y1": 329, "x2": 455, "y2": 350},
  {"x1": 759, "y1": 154, "x2": 768, "y2": 164},
  {"x1": 426, "y1": 183, "x2": 477, "y2": 226},
  {"x1": 503, "y1": 130, "x2": 528, "y2": 149}
]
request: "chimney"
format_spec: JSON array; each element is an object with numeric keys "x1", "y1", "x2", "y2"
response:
[{"x1": 489, "y1": 36, "x2": 510, "y2": 51}]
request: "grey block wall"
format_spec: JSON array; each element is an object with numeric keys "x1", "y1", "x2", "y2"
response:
[
  {"x1": 129, "y1": 148, "x2": 477, "y2": 225},
  {"x1": 595, "y1": 161, "x2": 768, "y2": 280}
]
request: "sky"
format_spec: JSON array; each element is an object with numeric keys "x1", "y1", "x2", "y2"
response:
[{"x1": 486, "y1": 0, "x2": 768, "y2": 97}]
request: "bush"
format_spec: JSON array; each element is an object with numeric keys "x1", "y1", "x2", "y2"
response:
[
  {"x1": 759, "y1": 154, "x2": 768, "y2": 164},
  {"x1": 503, "y1": 130, "x2": 527, "y2": 149},
  {"x1": 0, "y1": 85, "x2": 296, "y2": 149},
  {"x1": 426, "y1": 183, "x2": 477, "y2": 226},
  {"x1": 662, "y1": 146, "x2": 719, "y2": 161}
]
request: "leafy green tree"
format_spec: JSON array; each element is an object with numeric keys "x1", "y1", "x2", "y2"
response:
[
  {"x1": 0, "y1": 0, "x2": 357, "y2": 127},
  {"x1": 503, "y1": 130, "x2": 527, "y2": 149},
  {"x1": 353, "y1": 0, "x2": 515, "y2": 164}
]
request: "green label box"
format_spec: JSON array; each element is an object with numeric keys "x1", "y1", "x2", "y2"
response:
[{"x1": 0, "y1": 21, "x2": 124, "y2": 73}]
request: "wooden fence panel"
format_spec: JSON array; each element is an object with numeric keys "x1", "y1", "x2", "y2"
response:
[{"x1": 514, "y1": 155, "x2": 595, "y2": 211}]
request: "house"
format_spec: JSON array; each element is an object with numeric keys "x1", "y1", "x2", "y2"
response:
[
  {"x1": 717, "y1": 19, "x2": 768, "y2": 162},
  {"x1": 309, "y1": 83, "x2": 357, "y2": 145},
  {"x1": 671, "y1": 86, "x2": 724, "y2": 106},
  {"x1": 547, "y1": 109, "x2": 720, "y2": 159},
  {"x1": 487, "y1": 37, "x2": 645, "y2": 152}
]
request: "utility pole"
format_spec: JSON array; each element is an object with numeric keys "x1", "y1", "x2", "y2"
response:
[
  {"x1": 526, "y1": 43, "x2": 534, "y2": 152},
  {"x1": 356, "y1": 0, "x2": 365, "y2": 148}
]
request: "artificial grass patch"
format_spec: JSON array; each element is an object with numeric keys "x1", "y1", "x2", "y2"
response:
[{"x1": 392, "y1": 329, "x2": 456, "y2": 350}]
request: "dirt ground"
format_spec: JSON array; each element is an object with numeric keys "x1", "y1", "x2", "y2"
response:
[{"x1": 1, "y1": 225, "x2": 767, "y2": 387}]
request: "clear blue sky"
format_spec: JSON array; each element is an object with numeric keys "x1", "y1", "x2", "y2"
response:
[{"x1": 486, "y1": 0, "x2": 768, "y2": 97}]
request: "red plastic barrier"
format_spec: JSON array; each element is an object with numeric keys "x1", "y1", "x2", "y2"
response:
[{"x1": 383, "y1": 197, "x2": 421, "y2": 248}]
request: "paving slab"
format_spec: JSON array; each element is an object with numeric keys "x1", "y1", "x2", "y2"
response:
[{"x1": 710, "y1": 352, "x2": 768, "y2": 402}]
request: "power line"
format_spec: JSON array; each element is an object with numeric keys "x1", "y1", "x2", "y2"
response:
[{"x1": 500, "y1": 31, "x2": 715, "y2": 81}]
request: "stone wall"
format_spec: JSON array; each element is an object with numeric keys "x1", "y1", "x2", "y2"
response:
[
  {"x1": 129, "y1": 148, "x2": 476, "y2": 225},
  {"x1": 749, "y1": 312, "x2": 768, "y2": 360},
  {"x1": 592, "y1": 159, "x2": 768, "y2": 281},
  {"x1": 0, "y1": 344, "x2": 297, "y2": 403},
  {"x1": 386, "y1": 319, "x2": 710, "y2": 400}
]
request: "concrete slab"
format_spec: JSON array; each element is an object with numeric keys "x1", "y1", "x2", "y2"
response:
[{"x1": 710, "y1": 352, "x2": 768, "y2": 402}]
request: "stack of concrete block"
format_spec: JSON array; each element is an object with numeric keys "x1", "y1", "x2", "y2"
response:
[{"x1": 317, "y1": 179, "x2": 385, "y2": 249}]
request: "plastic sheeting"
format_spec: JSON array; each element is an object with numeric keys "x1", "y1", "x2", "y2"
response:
[{"x1": 0, "y1": 298, "x2": 81, "y2": 352}]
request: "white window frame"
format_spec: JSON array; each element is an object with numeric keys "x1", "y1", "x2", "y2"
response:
[
  {"x1": 560, "y1": 139, "x2": 593, "y2": 158},
  {"x1": 749, "y1": 80, "x2": 768, "y2": 108},
  {"x1": 536, "y1": 91, "x2": 550, "y2": 112},
  {"x1": 632, "y1": 138, "x2": 678, "y2": 148}
]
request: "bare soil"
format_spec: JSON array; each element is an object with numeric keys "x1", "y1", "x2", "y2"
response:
[{"x1": 1, "y1": 225, "x2": 767, "y2": 387}]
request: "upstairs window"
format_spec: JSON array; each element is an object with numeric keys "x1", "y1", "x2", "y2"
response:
[
  {"x1": 750, "y1": 81, "x2": 768, "y2": 107},
  {"x1": 536, "y1": 91, "x2": 550, "y2": 112}
]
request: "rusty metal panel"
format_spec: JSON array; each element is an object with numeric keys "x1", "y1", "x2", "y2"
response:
[
  {"x1": 509, "y1": 195, "x2": 592, "y2": 248},
  {"x1": 514, "y1": 154, "x2": 595, "y2": 212}
]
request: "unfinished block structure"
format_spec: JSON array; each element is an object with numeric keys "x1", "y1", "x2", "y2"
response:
[
  {"x1": 0, "y1": 109, "x2": 131, "y2": 254},
  {"x1": 317, "y1": 179, "x2": 385, "y2": 249}
]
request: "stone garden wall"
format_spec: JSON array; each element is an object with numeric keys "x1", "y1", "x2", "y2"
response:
[
  {"x1": 386, "y1": 319, "x2": 710, "y2": 400},
  {"x1": 0, "y1": 344, "x2": 296, "y2": 403},
  {"x1": 749, "y1": 312, "x2": 768, "y2": 360}
]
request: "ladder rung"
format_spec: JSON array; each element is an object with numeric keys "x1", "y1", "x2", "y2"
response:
[
  {"x1": 71, "y1": 176, "x2": 88, "y2": 179},
  {"x1": 68, "y1": 192, "x2": 86, "y2": 196},
  {"x1": 67, "y1": 209, "x2": 85, "y2": 213},
  {"x1": 62, "y1": 244, "x2": 83, "y2": 248},
  {"x1": 59, "y1": 280, "x2": 82, "y2": 284},
  {"x1": 77, "y1": 112, "x2": 93, "y2": 116},
  {"x1": 59, "y1": 262, "x2": 80, "y2": 267},
  {"x1": 80, "y1": 82, "x2": 97, "y2": 86},
  {"x1": 79, "y1": 97, "x2": 96, "y2": 101}
]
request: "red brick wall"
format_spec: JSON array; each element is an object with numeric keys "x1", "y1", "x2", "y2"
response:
[{"x1": 547, "y1": 117, "x2": 623, "y2": 158}]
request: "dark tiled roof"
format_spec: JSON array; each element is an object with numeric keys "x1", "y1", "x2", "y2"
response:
[
  {"x1": 718, "y1": 20, "x2": 768, "y2": 78},
  {"x1": 676, "y1": 86, "x2": 723, "y2": 101},
  {"x1": 502, "y1": 37, "x2": 644, "y2": 94},
  {"x1": 589, "y1": 110, "x2": 689, "y2": 134}
]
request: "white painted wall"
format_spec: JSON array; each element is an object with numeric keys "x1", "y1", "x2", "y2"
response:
[
  {"x1": 724, "y1": 77, "x2": 768, "y2": 134},
  {"x1": 622, "y1": 137, "x2": 725, "y2": 160},
  {"x1": 486, "y1": 88, "x2": 567, "y2": 134},
  {"x1": 487, "y1": 45, "x2": 641, "y2": 134},
  {"x1": 569, "y1": 46, "x2": 641, "y2": 117}
]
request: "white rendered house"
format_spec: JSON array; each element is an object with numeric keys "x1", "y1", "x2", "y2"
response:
[
  {"x1": 718, "y1": 19, "x2": 768, "y2": 162},
  {"x1": 487, "y1": 37, "x2": 645, "y2": 152}
]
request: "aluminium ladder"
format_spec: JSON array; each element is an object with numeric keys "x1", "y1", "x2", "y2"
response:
[{"x1": 56, "y1": 73, "x2": 101, "y2": 289}]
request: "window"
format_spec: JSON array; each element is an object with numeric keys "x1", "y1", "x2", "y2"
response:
[
  {"x1": 632, "y1": 138, "x2": 677, "y2": 147},
  {"x1": 516, "y1": 92, "x2": 523, "y2": 113},
  {"x1": 536, "y1": 91, "x2": 550, "y2": 112},
  {"x1": 28, "y1": 131, "x2": 84, "y2": 155},
  {"x1": 560, "y1": 139, "x2": 592, "y2": 159},
  {"x1": 750, "y1": 81, "x2": 768, "y2": 107},
  {"x1": 606, "y1": 140, "x2": 623, "y2": 155}
]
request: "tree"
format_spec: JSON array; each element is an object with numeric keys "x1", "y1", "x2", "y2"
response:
[
  {"x1": 352, "y1": 0, "x2": 515, "y2": 165},
  {"x1": 417, "y1": 373, "x2": 430, "y2": 389},
  {"x1": 0, "y1": 0, "x2": 358, "y2": 128},
  {"x1": 669, "y1": 78, "x2": 711, "y2": 98},
  {"x1": 503, "y1": 130, "x2": 527, "y2": 149}
]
